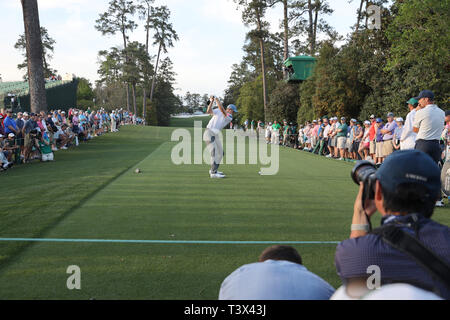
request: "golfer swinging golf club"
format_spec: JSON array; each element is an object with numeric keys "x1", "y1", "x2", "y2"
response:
[{"x1": 204, "y1": 96, "x2": 238, "y2": 178}]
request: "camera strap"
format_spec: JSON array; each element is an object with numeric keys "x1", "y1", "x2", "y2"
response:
[{"x1": 373, "y1": 222, "x2": 450, "y2": 295}]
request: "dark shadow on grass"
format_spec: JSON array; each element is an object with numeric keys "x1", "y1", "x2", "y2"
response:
[{"x1": 0, "y1": 142, "x2": 165, "y2": 274}]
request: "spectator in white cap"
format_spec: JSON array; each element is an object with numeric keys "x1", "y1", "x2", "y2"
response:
[
  {"x1": 219, "y1": 245, "x2": 335, "y2": 300},
  {"x1": 393, "y1": 117, "x2": 404, "y2": 151},
  {"x1": 380, "y1": 112, "x2": 397, "y2": 159}
]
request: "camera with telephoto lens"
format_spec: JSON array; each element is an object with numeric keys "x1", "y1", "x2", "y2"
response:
[{"x1": 351, "y1": 161, "x2": 378, "y2": 201}]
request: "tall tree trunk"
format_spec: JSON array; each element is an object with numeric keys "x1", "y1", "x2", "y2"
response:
[
  {"x1": 122, "y1": 30, "x2": 131, "y2": 113},
  {"x1": 21, "y1": 0, "x2": 47, "y2": 113},
  {"x1": 355, "y1": 0, "x2": 365, "y2": 33},
  {"x1": 307, "y1": 0, "x2": 314, "y2": 55},
  {"x1": 255, "y1": 8, "x2": 268, "y2": 123},
  {"x1": 132, "y1": 82, "x2": 137, "y2": 118},
  {"x1": 142, "y1": 7, "x2": 151, "y2": 124},
  {"x1": 283, "y1": 0, "x2": 289, "y2": 78},
  {"x1": 149, "y1": 42, "x2": 162, "y2": 103},
  {"x1": 312, "y1": 0, "x2": 319, "y2": 55}
]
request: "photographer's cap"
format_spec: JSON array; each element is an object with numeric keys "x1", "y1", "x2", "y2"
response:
[{"x1": 376, "y1": 150, "x2": 441, "y2": 198}]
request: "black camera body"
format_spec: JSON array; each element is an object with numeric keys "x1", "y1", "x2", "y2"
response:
[{"x1": 351, "y1": 161, "x2": 378, "y2": 201}]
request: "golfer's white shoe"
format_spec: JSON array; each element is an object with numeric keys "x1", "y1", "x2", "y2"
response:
[
  {"x1": 435, "y1": 200, "x2": 444, "y2": 207},
  {"x1": 210, "y1": 173, "x2": 226, "y2": 179},
  {"x1": 209, "y1": 170, "x2": 224, "y2": 175}
]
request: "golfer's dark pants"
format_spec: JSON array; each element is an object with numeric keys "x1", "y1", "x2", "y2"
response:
[{"x1": 415, "y1": 139, "x2": 441, "y2": 164}]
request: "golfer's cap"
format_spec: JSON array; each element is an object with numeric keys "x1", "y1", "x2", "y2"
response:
[
  {"x1": 227, "y1": 104, "x2": 238, "y2": 113},
  {"x1": 8, "y1": 133, "x2": 15, "y2": 138},
  {"x1": 416, "y1": 90, "x2": 434, "y2": 100},
  {"x1": 376, "y1": 150, "x2": 441, "y2": 199},
  {"x1": 364, "y1": 120, "x2": 371, "y2": 125},
  {"x1": 407, "y1": 98, "x2": 418, "y2": 106},
  {"x1": 396, "y1": 117, "x2": 404, "y2": 122},
  {"x1": 387, "y1": 112, "x2": 394, "y2": 118},
  {"x1": 370, "y1": 114, "x2": 375, "y2": 119}
]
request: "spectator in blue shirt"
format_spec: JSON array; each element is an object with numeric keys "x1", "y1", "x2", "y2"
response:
[
  {"x1": 380, "y1": 112, "x2": 398, "y2": 159},
  {"x1": 3, "y1": 110, "x2": 19, "y2": 136},
  {"x1": 219, "y1": 245, "x2": 335, "y2": 300},
  {"x1": 335, "y1": 150, "x2": 450, "y2": 299}
]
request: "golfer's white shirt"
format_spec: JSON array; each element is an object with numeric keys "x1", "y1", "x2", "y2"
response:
[
  {"x1": 401, "y1": 109, "x2": 417, "y2": 150},
  {"x1": 413, "y1": 104, "x2": 445, "y2": 141},
  {"x1": 218, "y1": 260, "x2": 335, "y2": 300},
  {"x1": 207, "y1": 108, "x2": 232, "y2": 134}
]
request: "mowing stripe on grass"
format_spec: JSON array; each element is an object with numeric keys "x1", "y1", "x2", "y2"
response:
[{"x1": 0, "y1": 238, "x2": 340, "y2": 245}]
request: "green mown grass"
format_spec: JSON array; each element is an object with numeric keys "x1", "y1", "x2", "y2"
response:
[{"x1": 0, "y1": 125, "x2": 448, "y2": 299}]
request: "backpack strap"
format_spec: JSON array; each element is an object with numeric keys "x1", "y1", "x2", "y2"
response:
[{"x1": 372, "y1": 221, "x2": 450, "y2": 295}]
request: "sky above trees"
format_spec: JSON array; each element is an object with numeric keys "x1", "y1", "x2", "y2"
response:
[{"x1": 0, "y1": 0, "x2": 361, "y2": 96}]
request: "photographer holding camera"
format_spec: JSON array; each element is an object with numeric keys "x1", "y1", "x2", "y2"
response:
[{"x1": 335, "y1": 150, "x2": 450, "y2": 299}]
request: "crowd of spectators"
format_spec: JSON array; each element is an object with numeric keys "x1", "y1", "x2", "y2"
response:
[
  {"x1": 256, "y1": 91, "x2": 448, "y2": 168},
  {"x1": 0, "y1": 107, "x2": 137, "y2": 171}
]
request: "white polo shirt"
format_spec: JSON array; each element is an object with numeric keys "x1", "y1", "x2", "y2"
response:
[
  {"x1": 323, "y1": 124, "x2": 331, "y2": 137},
  {"x1": 401, "y1": 109, "x2": 417, "y2": 150},
  {"x1": 207, "y1": 108, "x2": 232, "y2": 134},
  {"x1": 218, "y1": 260, "x2": 335, "y2": 300},
  {"x1": 413, "y1": 104, "x2": 445, "y2": 141}
]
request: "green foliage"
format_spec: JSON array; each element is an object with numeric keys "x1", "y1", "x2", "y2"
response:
[
  {"x1": 267, "y1": 80, "x2": 300, "y2": 122},
  {"x1": 236, "y1": 75, "x2": 266, "y2": 123},
  {"x1": 385, "y1": 0, "x2": 450, "y2": 108},
  {"x1": 77, "y1": 78, "x2": 95, "y2": 102},
  {"x1": 146, "y1": 101, "x2": 158, "y2": 126},
  {"x1": 14, "y1": 27, "x2": 57, "y2": 79},
  {"x1": 297, "y1": 76, "x2": 316, "y2": 124}
]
